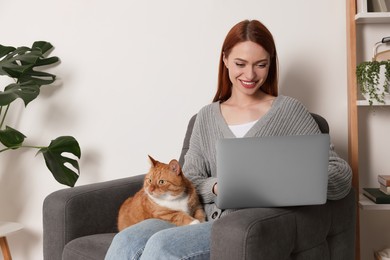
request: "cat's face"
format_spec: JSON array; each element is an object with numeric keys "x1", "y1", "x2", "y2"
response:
[{"x1": 144, "y1": 156, "x2": 186, "y2": 200}]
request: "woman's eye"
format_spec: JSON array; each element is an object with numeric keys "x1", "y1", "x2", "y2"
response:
[
  {"x1": 235, "y1": 63, "x2": 245, "y2": 67},
  {"x1": 158, "y1": 180, "x2": 165, "y2": 185},
  {"x1": 257, "y1": 63, "x2": 268, "y2": 68}
]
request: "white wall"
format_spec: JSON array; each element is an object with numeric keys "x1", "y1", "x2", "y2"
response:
[{"x1": 0, "y1": 1, "x2": 348, "y2": 259}]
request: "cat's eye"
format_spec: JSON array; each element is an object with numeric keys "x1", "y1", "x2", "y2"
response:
[
  {"x1": 146, "y1": 178, "x2": 152, "y2": 183},
  {"x1": 158, "y1": 180, "x2": 165, "y2": 185}
]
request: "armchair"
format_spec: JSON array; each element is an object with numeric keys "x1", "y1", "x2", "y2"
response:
[{"x1": 43, "y1": 113, "x2": 356, "y2": 260}]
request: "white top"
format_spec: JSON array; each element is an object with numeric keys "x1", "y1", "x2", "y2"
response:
[
  {"x1": 228, "y1": 120, "x2": 258, "y2": 138},
  {"x1": 0, "y1": 221, "x2": 23, "y2": 237}
]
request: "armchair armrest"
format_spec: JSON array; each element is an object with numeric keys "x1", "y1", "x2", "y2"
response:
[
  {"x1": 210, "y1": 189, "x2": 356, "y2": 260},
  {"x1": 211, "y1": 207, "x2": 296, "y2": 260},
  {"x1": 43, "y1": 174, "x2": 145, "y2": 260}
]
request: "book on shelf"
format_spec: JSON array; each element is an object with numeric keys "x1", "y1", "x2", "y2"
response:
[
  {"x1": 357, "y1": 0, "x2": 368, "y2": 13},
  {"x1": 378, "y1": 175, "x2": 390, "y2": 186},
  {"x1": 368, "y1": 0, "x2": 389, "y2": 12},
  {"x1": 363, "y1": 188, "x2": 390, "y2": 204},
  {"x1": 380, "y1": 184, "x2": 390, "y2": 195}
]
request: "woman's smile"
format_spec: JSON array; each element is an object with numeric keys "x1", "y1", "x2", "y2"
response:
[{"x1": 239, "y1": 80, "x2": 258, "y2": 89}]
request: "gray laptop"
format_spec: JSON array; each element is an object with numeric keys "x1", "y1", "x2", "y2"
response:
[{"x1": 216, "y1": 134, "x2": 329, "y2": 209}]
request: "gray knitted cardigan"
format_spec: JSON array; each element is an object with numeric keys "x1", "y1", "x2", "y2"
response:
[{"x1": 183, "y1": 95, "x2": 352, "y2": 221}]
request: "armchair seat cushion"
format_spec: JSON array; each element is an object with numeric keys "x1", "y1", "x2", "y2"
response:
[{"x1": 63, "y1": 233, "x2": 115, "y2": 260}]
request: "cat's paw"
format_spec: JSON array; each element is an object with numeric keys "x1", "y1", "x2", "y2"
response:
[{"x1": 189, "y1": 219, "x2": 200, "y2": 225}]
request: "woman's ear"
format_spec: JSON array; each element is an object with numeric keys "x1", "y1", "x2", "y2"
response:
[{"x1": 223, "y1": 52, "x2": 228, "y2": 69}]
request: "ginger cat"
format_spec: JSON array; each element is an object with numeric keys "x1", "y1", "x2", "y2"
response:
[{"x1": 117, "y1": 156, "x2": 206, "y2": 231}]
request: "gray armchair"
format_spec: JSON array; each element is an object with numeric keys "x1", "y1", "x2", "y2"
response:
[{"x1": 43, "y1": 114, "x2": 356, "y2": 260}]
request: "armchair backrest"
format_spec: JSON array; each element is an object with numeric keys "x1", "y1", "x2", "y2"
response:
[
  {"x1": 179, "y1": 114, "x2": 197, "y2": 166},
  {"x1": 178, "y1": 113, "x2": 329, "y2": 167}
]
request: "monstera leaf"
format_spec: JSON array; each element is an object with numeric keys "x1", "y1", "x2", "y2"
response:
[
  {"x1": 0, "y1": 41, "x2": 59, "y2": 107},
  {"x1": 0, "y1": 41, "x2": 81, "y2": 187},
  {"x1": 38, "y1": 136, "x2": 81, "y2": 187},
  {"x1": 0, "y1": 82, "x2": 40, "y2": 106},
  {"x1": 0, "y1": 126, "x2": 26, "y2": 149}
]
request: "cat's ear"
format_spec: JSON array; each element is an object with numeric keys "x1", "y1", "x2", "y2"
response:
[
  {"x1": 148, "y1": 155, "x2": 158, "y2": 167},
  {"x1": 169, "y1": 159, "x2": 181, "y2": 175}
]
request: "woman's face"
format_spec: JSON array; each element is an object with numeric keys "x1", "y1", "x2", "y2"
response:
[{"x1": 223, "y1": 41, "x2": 270, "y2": 97}]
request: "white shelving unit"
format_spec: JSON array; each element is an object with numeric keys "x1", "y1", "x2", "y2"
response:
[
  {"x1": 357, "y1": 100, "x2": 390, "y2": 106},
  {"x1": 347, "y1": 1, "x2": 390, "y2": 259},
  {"x1": 359, "y1": 194, "x2": 390, "y2": 210},
  {"x1": 356, "y1": 12, "x2": 390, "y2": 23}
]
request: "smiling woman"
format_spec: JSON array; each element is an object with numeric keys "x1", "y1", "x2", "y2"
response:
[{"x1": 213, "y1": 20, "x2": 278, "y2": 126}]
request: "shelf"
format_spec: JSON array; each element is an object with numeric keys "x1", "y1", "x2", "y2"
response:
[
  {"x1": 357, "y1": 99, "x2": 390, "y2": 106},
  {"x1": 359, "y1": 194, "x2": 390, "y2": 210},
  {"x1": 355, "y1": 12, "x2": 390, "y2": 23}
]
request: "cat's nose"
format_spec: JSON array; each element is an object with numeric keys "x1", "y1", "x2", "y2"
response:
[{"x1": 149, "y1": 186, "x2": 155, "y2": 192}]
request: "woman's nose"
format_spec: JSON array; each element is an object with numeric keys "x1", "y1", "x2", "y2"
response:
[{"x1": 244, "y1": 67, "x2": 256, "y2": 79}]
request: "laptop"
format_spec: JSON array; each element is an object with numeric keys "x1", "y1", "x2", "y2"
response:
[{"x1": 215, "y1": 134, "x2": 329, "y2": 209}]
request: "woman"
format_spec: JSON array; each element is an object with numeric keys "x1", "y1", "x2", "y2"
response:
[{"x1": 105, "y1": 19, "x2": 352, "y2": 260}]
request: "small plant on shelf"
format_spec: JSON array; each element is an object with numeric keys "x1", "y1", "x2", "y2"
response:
[
  {"x1": 356, "y1": 60, "x2": 390, "y2": 105},
  {"x1": 0, "y1": 41, "x2": 80, "y2": 187}
]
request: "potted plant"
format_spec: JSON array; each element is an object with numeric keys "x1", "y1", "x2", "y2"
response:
[
  {"x1": 0, "y1": 41, "x2": 80, "y2": 187},
  {"x1": 356, "y1": 60, "x2": 390, "y2": 105}
]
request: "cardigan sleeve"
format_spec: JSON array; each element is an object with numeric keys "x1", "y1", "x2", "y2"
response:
[
  {"x1": 327, "y1": 144, "x2": 352, "y2": 200},
  {"x1": 182, "y1": 111, "x2": 218, "y2": 204},
  {"x1": 277, "y1": 97, "x2": 352, "y2": 200}
]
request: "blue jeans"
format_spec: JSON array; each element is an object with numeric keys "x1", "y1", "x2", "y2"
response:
[{"x1": 105, "y1": 219, "x2": 212, "y2": 260}]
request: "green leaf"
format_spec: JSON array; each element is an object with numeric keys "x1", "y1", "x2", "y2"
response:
[
  {"x1": 38, "y1": 136, "x2": 81, "y2": 187},
  {"x1": 2, "y1": 63, "x2": 34, "y2": 78},
  {"x1": 18, "y1": 70, "x2": 56, "y2": 86},
  {"x1": 0, "y1": 126, "x2": 26, "y2": 148},
  {"x1": 35, "y1": 56, "x2": 60, "y2": 67},
  {"x1": 0, "y1": 82, "x2": 40, "y2": 106},
  {"x1": 0, "y1": 45, "x2": 16, "y2": 59},
  {"x1": 32, "y1": 41, "x2": 54, "y2": 55},
  {"x1": 356, "y1": 60, "x2": 390, "y2": 105},
  {"x1": 0, "y1": 41, "x2": 59, "y2": 87}
]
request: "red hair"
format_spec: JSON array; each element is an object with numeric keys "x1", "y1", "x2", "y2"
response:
[{"x1": 213, "y1": 20, "x2": 278, "y2": 102}]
